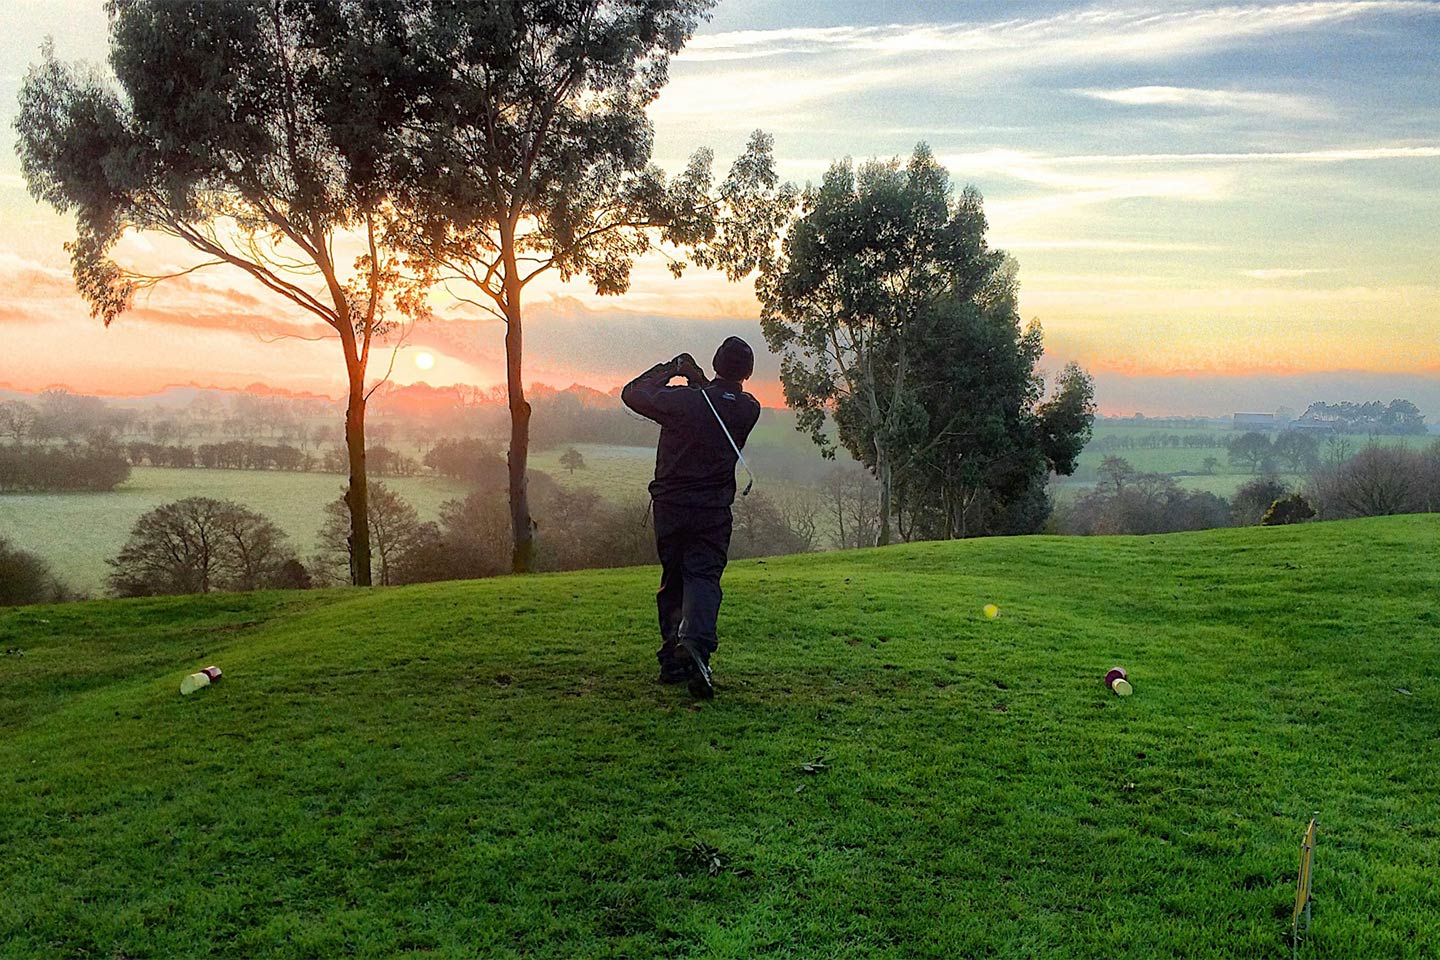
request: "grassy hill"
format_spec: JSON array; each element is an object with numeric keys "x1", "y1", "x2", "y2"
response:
[{"x1": 2, "y1": 517, "x2": 1437, "y2": 958}]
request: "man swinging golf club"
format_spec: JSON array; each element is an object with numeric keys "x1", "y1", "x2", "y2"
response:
[{"x1": 622, "y1": 337, "x2": 761, "y2": 698}]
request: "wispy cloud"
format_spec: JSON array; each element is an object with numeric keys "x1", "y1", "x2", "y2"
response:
[
  {"x1": 929, "y1": 143, "x2": 1440, "y2": 222},
  {"x1": 1052, "y1": 145, "x2": 1440, "y2": 164},
  {"x1": 992, "y1": 239, "x2": 1221, "y2": 252},
  {"x1": 659, "y1": 3, "x2": 1438, "y2": 130},
  {"x1": 1241, "y1": 267, "x2": 1331, "y2": 279},
  {"x1": 683, "y1": 3, "x2": 1436, "y2": 63},
  {"x1": 1075, "y1": 85, "x2": 1328, "y2": 117},
  {"x1": 932, "y1": 148, "x2": 1232, "y2": 222}
]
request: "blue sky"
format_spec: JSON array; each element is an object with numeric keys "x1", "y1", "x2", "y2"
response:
[{"x1": 2, "y1": 1, "x2": 1438, "y2": 416}]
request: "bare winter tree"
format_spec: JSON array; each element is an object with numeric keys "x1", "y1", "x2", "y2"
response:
[
  {"x1": 0, "y1": 402, "x2": 36, "y2": 445},
  {"x1": 315, "y1": 482, "x2": 434, "y2": 587},
  {"x1": 108, "y1": 497, "x2": 296, "y2": 597},
  {"x1": 1313, "y1": 445, "x2": 1425, "y2": 518}
]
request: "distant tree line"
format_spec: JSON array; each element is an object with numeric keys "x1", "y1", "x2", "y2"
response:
[
  {"x1": 99, "y1": 478, "x2": 826, "y2": 599},
  {"x1": 1226, "y1": 431, "x2": 1326, "y2": 474},
  {"x1": 528, "y1": 391, "x2": 658, "y2": 450},
  {"x1": 1054, "y1": 440, "x2": 1440, "y2": 536},
  {"x1": 1299, "y1": 400, "x2": 1427, "y2": 435},
  {"x1": 127, "y1": 440, "x2": 421, "y2": 476},
  {"x1": 0, "y1": 443, "x2": 130, "y2": 492},
  {"x1": 0, "y1": 393, "x2": 131, "y2": 446}
]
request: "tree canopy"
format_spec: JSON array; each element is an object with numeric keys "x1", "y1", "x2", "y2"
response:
[
  {"x1": 15, "y1": 0, "x2": 431, "y2": 587},
  {"x1": 760, "y1": 144, "x2": 1093, "y2": 542},
  {"x1": 376, "y1": 0, "x2": 794, "y2": 572}
]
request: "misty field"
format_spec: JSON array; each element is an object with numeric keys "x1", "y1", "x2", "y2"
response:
[
  {"x1": 1071, "y1": 426, "x2": 1427, "y2": 479},
  {"x1": 0, "y1": 467, "x2": 471, "y2": 595},
  {"x1": 3, "y1": 427, "x2": 1429, "y2": 596},
  {"x1": 531, "y1": 443, "x2": 660, "y2": 494},
  {"x1": 0, "y1": 437, "x2": 829, "y2": 596}
]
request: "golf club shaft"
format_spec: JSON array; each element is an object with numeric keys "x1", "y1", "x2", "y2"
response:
[{"x1": 700, "y1": 387, "x2": 755, "y2": 496}]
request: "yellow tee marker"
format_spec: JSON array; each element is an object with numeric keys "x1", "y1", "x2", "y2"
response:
[{"x1": 983, "y1": 604, "x2": 1000, "y2": 619}]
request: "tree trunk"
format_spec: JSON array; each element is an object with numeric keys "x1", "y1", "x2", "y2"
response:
[
  {"x1": 876, "y1": 445, "x2": 892, "y2": 547},
  {"x1": 503, "y1": 301, "x2": 536, "y2": 574},
  {"x1": 497, "y1": 217, "x2": 537, "y2": 574},
  {"x1": 343, "y1": 372, "x2": 373, "y2": 587}
]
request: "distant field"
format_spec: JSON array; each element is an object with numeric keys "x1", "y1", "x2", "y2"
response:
[
  {"x1": 1074, "y1": 426, "x2": 1429, "y2": 481},
  {"x1": 1, "y1": 434, "x2": 829, "y2": 596},
  {"x1": 0, "y1": 468, "x2": 471, "y2": 596},
  {"x1": 4, "y1": 422, "x2": 1427, "y2": 595},
  {"x1": 530, "y1": 443, "x2": 658, "y2": 496},
  {"x1": 1053, "y1": 472, "x2": 1311, "y2": 504}
]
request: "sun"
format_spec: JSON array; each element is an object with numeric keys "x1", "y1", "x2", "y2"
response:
[{"x1": 414, "y1": 352, "x2": 436, "y2": 371}]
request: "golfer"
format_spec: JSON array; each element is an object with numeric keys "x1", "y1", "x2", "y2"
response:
[{"x1": 621, "y1": 337, "x2": 761, "y2": 698}]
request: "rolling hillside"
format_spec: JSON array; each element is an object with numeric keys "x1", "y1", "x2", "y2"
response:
[{"x1": 2, "y1": 517, "x2": 1437, "y2": 958}]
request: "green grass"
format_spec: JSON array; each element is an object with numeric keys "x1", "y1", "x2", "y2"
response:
[
  {"x1": 3, "y1": 516, "x2": 1438, "y2": 957},
  {"x1": 0, "y1": 467, "x2": 471, "y2": 595}
]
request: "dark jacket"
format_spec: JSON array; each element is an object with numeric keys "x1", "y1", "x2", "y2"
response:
[{"x1": 621, "y1": 361, "x2": 761, "y2": 508}]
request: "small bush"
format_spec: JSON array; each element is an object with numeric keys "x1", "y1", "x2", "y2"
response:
[
  {"x1": 1261, "y1": 494, "x2": 1316, "y2": 526},
  {"x1": 0, "y1": 536, "x2": 75, "y2": 606},
  {"x1": 1231, "y1": 476, "x2": 1290, "y2": 525}
]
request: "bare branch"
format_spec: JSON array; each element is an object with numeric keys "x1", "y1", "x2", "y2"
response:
[
  {"x1": 364, "y1": 322, "x2": 414, "y2": 402},
  {"x1": 165, "y1": 216, "x2": 338, "y2": 325},
  {"x1": 123, "y1": 259, "x2": 227, "y2": 286}
]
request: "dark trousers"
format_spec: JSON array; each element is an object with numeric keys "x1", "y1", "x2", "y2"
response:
[{"x1": 653, "y1": 501, "x2": 733, "y2": 669}]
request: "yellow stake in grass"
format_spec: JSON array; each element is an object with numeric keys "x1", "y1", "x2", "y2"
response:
[
  {"x1": 983, "y1": 604, "x2": 1000, "y2": 619},
  {"x1": 1292, "y1": 816, "x2": 1318, "y2": 957}
]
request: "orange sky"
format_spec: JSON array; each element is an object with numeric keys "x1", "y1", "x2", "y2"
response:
[{"x1": 2, "y1": 1, "x2": 1439, "y2": 418}]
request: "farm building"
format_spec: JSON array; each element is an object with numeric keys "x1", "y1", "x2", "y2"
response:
[{"x1": 1231, "y1": 412, "x2": 1276, "y2": 431}]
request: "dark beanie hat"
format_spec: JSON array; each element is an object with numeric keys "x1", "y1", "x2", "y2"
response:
[{"x1": 713, "y1": 336, "x2": 754, "y2": 382}]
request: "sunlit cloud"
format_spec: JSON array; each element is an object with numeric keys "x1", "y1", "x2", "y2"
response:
[
  {"x1": 929, "y1": 143, "x2": 1440, "y2": 224},
  {"x1": 1075, "y1": 85, "x2": 1328, "y2": 116}
]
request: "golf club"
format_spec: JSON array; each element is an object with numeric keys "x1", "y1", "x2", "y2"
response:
[{"x1": 701, "y1": 386, "x2": 755, "y2": 497}]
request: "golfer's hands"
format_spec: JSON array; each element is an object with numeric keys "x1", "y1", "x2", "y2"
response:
[{"x1": 671, "y1": 353, "x2": 708, "y2": 385}]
